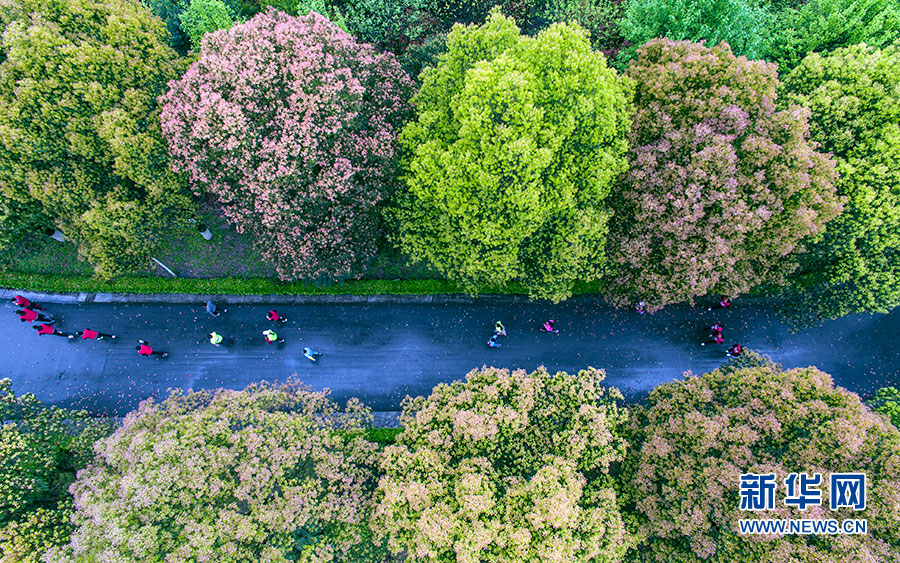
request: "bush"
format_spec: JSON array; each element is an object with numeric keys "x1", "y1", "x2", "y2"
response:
[
  {"x1": 179, "y1": 0, "x2": 238, "y2": 49},
  {"x1": 373, "y1": 366, "x2": 634, "y2": 562},
  {"x1": 616, "y1": 0, "x2": 772, "y2": 63},
  {"x1": 161, "y1": 9, "x2": 413, "y2": 283},
  {"x1": 764, "y1": 0, "x2": 900, "y2": 73},
  {"x1": 45, "y1": 383, "x2": 386, "y2": 563},
  {"x1": 393, "y1": 9, "x2": 632, "y2": 302},
  {"x1": 604, "y1": 39, "x2": 841, "y2": 311},
  {"x1": 780, "y1": 44, "x2": 900, "y2": 325},
  {"x1": 621, "y1": 363, "x2": 900, "y2": 561},
  {"x1": 0, "y1": 0, "x2": 195, "y2": 280}
]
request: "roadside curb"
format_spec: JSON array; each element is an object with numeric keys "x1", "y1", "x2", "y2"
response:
[{"x1": 1, "y1": 288, "x2": 604, "y2": 306}]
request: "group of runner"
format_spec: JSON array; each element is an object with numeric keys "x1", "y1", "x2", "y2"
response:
[
  {"x1": 12, "y1": 295, "x2": 168, "y2": 357},
  {"x1": 206, "y1": 302, "x2": 321, "y2": 362}
]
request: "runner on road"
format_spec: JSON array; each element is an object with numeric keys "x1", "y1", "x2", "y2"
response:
[
  {"x1": 32, "y1": 323, "x2": 74, "y2": 338},
  {"x1": 494, "y1": 321, "x2": 506, "y2": 336},
  {"x1": 487, "y1": 334, "x2": 501, "y2": 348},
  {"x1": 267, "y1": 310, "x2": 288, "y2": 323},
  {"x1": 709, "y1": 296, "x2": 732, "y2": 311},
  {"x1": 17, "y1": 309, "x2": 52, "y2": 323},
  {"x1": 206, "y1": 301, "x2": 227, "y2": 317},
  {"x1": 75, "y1": 329, "x2": 117, "y2": 340},
  {"x1": 11, "y1": 295, "x2": 43, "y2": 310},
  {"x1": 136, "y1": 340, "x2": 167, "y2": 358},
  {"x1": 540, "y1": 319, "x2": 558, "y2": 333},
  {"x1": 636, "y1": 301, "x2": 647, "y2": 315},
  {"x1": 302, "y1": 347, "x2": 321, "y2": 361},
  {"x1": 726, "y1": 343, "x2": 743, "y2": 357},
  {"x1": 209, "y1": 332, "x2": 224, "y2": 346},
  {"x1": 263, "y1": 329, "x2": 284, "y2": 344},
  {"x1": 701, "y1": 331, "x2": 725, "y2": 346}
]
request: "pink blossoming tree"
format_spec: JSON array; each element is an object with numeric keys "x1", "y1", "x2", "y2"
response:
[
  {"x1": 45, "y1": 383, "x2": 386, "y2": 563},
  {"x1": 621, "y1": 353, "x2": 900, "y2": 562},
  {"x1": 160, "y1": 9, "x2": 413, "y2": 281},
  {"x1": 604, "y1": 39, "x2": 843, "y2": 311},
  {"x1": 372, "y1": 366, "x2": 635, "y2": 563}
]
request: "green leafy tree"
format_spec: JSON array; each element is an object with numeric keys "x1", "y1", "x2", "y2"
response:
[
  {"x1": 342, "y1": 0, "x2": 433, "y2": 52},
  {"x1": 779, "y1": 44, "x2": 900, "y2": 325},
  {"x1": 621, "y1": 359, "x2": 900, "y2": 562},
  {"x1": 616, "y1": 0, "x2": 772, "y2": 63},
  {"x1": 872, "y1": 387, "x2": 900, "y2": 429},
  {"x1": 526, "y1": 0, "x2": 626, "y2": 56},
  {"x1": 393, "y1": 9, "x2": 632, "y2": 301},
  {"x1": 296, "y1": 0, "x2": 348, "y2": 30},
  {"x1": 142, "y1": 0, "x2": 192, "y2": 52},
  {"x1": 180, "y1": 0, "x2": 238, "y2": 49},
  {"x1": 0, "y1": 379, "x2": 114, "y2": 563},
  {"x1": 604, "y1": 39, "x2": 841, "y2": 310},
  {"x1": 0, "y1": 0, "x2": 195, "y2": 280},
  {"x1": 373, "y1": 366, "x2": 634, "y2": 562},
  {"x1": 764, "y1": 0, "x2": 900, "y2": 73},
  {"x1": 45, "y1": 383, "x2": 386, "y2": 563}
]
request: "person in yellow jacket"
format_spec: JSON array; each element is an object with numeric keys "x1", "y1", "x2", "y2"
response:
[{"x1": 209, "y1": 332, "x2": 224, "y2": 347}]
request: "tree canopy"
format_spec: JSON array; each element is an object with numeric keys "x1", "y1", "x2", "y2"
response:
[
  {"x1": 621, "y1": 353, "x2": 900, "y2": 562},
  {"x1": 393, "y1": 9, "x2": 632, "y2": 301},
  {"x1": 779, "y1": 44, "x2": 900, "y2": 325},
  {"x1": 616, "y1": 0, "x2": 772, "y2": 63},
  {"x1": 604, "y1": 39, "x2": 842, "y2": 310},
  {"x1": 764, "y1": 0, "x2": 900, "y2": 72},
  {"x1": 160, "y1": 9, "x2": 413, "y2": 282},
  {"x1": 373, "y1": 366, "x2": 634, "y2": 562},
  {"x1": 0, "y1": 0, "x2": 195, "y2": 279},
  {"x1": 46, "y1": 383, "x2": 385, "y2": 563}
]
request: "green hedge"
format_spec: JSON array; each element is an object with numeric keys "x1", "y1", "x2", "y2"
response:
[{"x1": 0, "y1": 273, "x2": 606, "y2": 297}]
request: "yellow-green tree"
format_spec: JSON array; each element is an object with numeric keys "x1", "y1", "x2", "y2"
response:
[
  {"x1": 780, "y1": 44, "x2": 900, "y2": 326},
  {"x1": 392, "y1": 9, "x2": 632, "y2": 301},
  {"x1": 0, "y1": 0, "x2": 194, "y2": 279}
]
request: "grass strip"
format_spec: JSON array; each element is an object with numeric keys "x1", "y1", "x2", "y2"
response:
[{"x1": 0, "y1": 272, "x2": 606, "y2": 297}]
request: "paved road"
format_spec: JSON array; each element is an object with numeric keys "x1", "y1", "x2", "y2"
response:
[{"x1": 1, "y1": 297, "x2": 898, "y2": 417}]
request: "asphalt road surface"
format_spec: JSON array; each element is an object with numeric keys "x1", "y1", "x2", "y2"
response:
[{"x1": 2, "y1": 297, "x2": 898, "y2": 416}]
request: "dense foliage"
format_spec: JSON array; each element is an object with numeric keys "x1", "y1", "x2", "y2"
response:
[
  {"x1": 46, "y1": 383, "x2": 385, "y2": 563},
  {"x1": 527, "y1": 0, "x2": 626, "y2": 56},
  {"x1": 161, "y1": 9, "x2": 413, "y2": 282},
  {"x1": 0, "y1": 0, "x2": 195, "y2": 280},
  {"x1": 394, "y1": 10, "x2": 632, "y2": 301},
  {"x1": 779, "y1": 44, "x2": 900, "y2": 325},
  {"x1": 342, "y1": 0, "x2": 433, "y2": 53},
  {"x1": 616, "y1": 0, "x2": 771, "y2": 62},
  {"x1": 179, "y1": 0, "x2": 238, "y2": 49},
  {"x1": 873, "y1": 387, "x2": 900, "y2": 429},
  {"x1": 0, "y1": 380, "x2": 114, "y2": 563},
  {"x1": 621, "y1": 354, "x2": 900, "y2": 562},
  {"x1": 764, "y1": 0, "x2": 900, "y2": 72},
  {"x1": 604, "y1": 39, "x2": 841, "y2": 311},
  {"x1": 373, "y1": 366, "x2": 633, "y2": 562}
]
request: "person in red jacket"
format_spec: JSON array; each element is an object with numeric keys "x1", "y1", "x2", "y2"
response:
[
  {"x1": 708, "y1": 296, "x2": 732, "y2": 311},
  {"x1": 727, "y1": 343, "x2": 743, "y2": 357},
  {"x1": 266, "y1": 310, "x2": 288, "y2": 323},
  {"x1": 75, "y1": 328, "x2": 117, "y2": 340},
  {"x1": 16, "y1": 309, "x2": 52, "y2": 323},
  {"x1": 11, "y1": 295, "x2": 43, "y2": 310},
  {"x1": 135, "y1": 340, "x2": 167, "y2": 358},
  {"x1": 32, "y1": 323, "x2": 74, "y2": 339}
]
